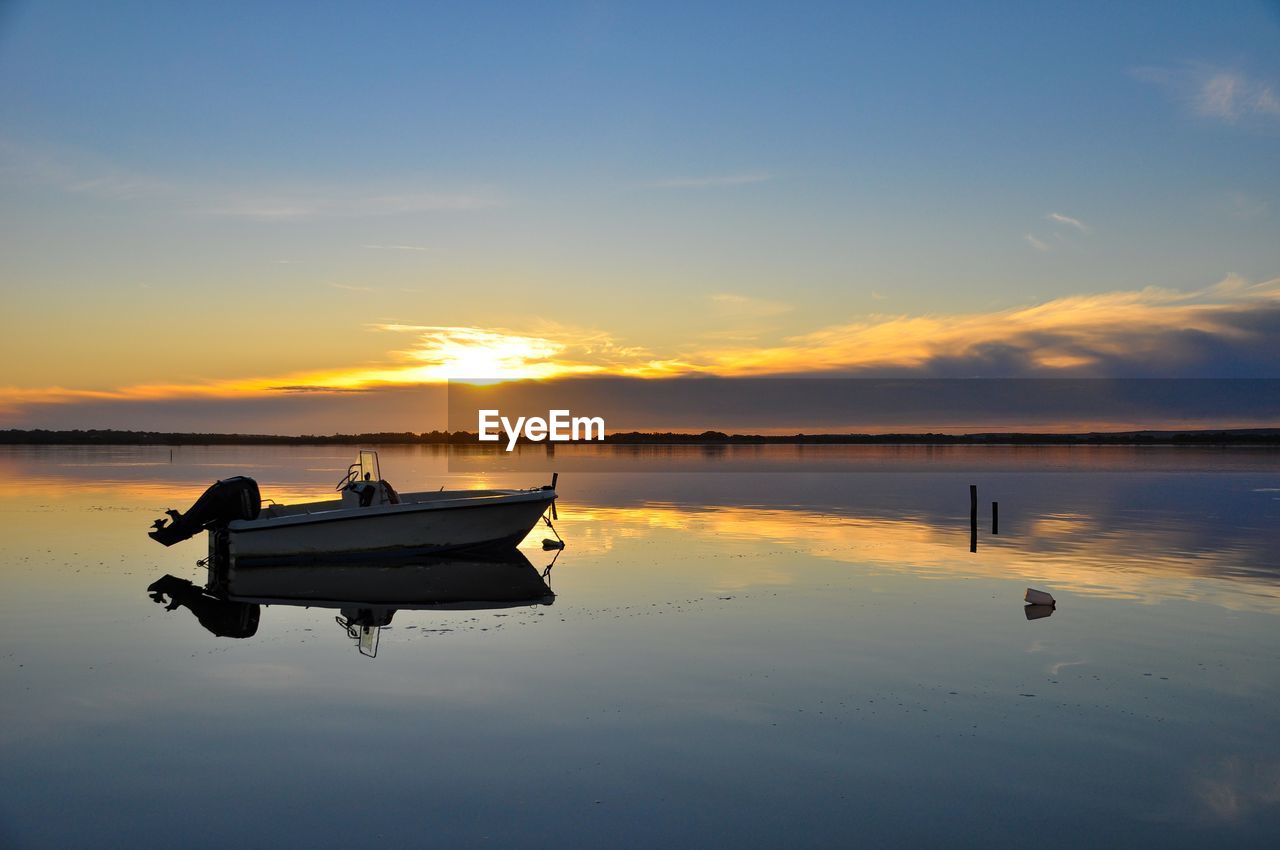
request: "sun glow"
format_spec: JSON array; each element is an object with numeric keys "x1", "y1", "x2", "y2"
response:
[
  {"x1": 397, "y1": 326, "x2": 582, "y2": 382},
  {"x1": 3, "y1": 277, "x2": 1278, "y2": 424}
]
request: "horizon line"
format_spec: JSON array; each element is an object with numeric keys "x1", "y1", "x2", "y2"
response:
[{"x1": 3, "y1": 426, "x2": 1278, "y2": 446}]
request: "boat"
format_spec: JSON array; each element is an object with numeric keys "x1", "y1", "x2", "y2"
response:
[
  {"x1": 211, "y1": 548, "x2": 557, "y2": 609},
  {"x1": 147, "y1": 449, "x2": 558, "y2": 563},
  {"x1": 147, "y1": 546, "x2": 556, "y2": 656}
]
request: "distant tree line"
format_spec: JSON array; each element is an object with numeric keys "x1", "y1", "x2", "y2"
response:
[
  {"x1": 0, "y1": 429, "x2": 467, "y2": 445},
  {"x1": 2, "y1": 428, "x2": 1278, "y2": 446}
]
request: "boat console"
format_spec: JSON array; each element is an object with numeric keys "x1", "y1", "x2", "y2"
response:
[{"x1": 337, "y1": 449, "x2": 400, "y2": 507}]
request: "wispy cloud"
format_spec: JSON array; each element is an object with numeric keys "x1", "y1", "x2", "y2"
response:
[
  {"x1": 6, "y1": 277, "x2": 1279, "y2": 425},
  {"x1": 1135, "y1": 64, "x2": 1280, "y2": 124},
  {"x1": 708, "y1": 293, "x2": 793, "y2": 318},
  {"x1": 1026, "y1": 212, "x2": 1089, "y2": 250},
  {"x1": 689, "y1": 276, "x2": 1280, "y2": 378},
  {"x1": 0, "y1": 324, "x2": 645, "y2": 414},
  {"x1": 1195, "y1": 71, "x2": 1280, "y2": 121},
  {"x1": 205, "y1": 190, "x2": 503, "y2": 219},
  {"x1": 0, "y1": 139, "x2": 172, "y2": 200},
  {"x1": 1046, "y1": 212, "x2": 1088, "y2": 232},
  {"x1": 0, "y1": 140, "x2": 505, "y2": 218},
  {"x1": 650, "y1": 171, "x2": 771, "y2": 189},
  {"x1": 358, "y1": 323, "x2": 681, "y2": 382},
  {"x1": 330, "y1": 283, "x2": 378, "y2": 292},
  {"x1": 361, "y1": 244, "x2": 430, "y2": 251},
  {"x1": 1219, "y1": 192, "x2": 1270, "y2": 220}
]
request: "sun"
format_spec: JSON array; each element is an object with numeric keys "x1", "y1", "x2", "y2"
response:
[{"x1": 406, "y1": 327, "x2": 574, "y2": 382}]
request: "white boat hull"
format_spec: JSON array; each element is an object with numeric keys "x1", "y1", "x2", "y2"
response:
[
  {"x1": 216, "y1": 549, "x2": 554, "y2": 608},
  {"x1": 225, "y1": 490, "x2": 555, "y2": 563}
]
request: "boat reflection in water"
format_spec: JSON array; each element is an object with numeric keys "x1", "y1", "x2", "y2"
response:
[{"x1": 147, "y1": 547, "x2": 556, "y2": 657}]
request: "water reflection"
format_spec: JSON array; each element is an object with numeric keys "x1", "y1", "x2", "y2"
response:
[
  {"x1": 4, "y1": 446, "x2": 1277, "y2": 604},
  {"x1": 5, "y1": 445, "x2": 1280, "y2": 847},
  {"x1": 559, "y1": 503, "x2": 1280, "y2": 611},
  {"x1": 147, "y1": 574, "x2": 260, "y2": 638},
  {"x1": 147, "y1": 547, "x2": 555, "y2": 657},
  {"x1": 1024, "y1": 603, "x2": 1056, "y2": 621}
]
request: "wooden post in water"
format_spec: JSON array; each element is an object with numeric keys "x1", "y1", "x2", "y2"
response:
[
  {"x1": 992, "y1": 501, "x2": 999, "y2": 535},
  {"x1": 969, "y1": 485, "x2": 978, "y2": 553}
]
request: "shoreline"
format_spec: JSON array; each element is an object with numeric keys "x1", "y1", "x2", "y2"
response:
[{"x1": 3, "y1": 428, "x2": 1279, "y2": 447}]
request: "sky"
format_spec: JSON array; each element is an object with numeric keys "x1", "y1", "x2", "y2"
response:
[{"x1": 1, "y1": 1, "x2": 1279, "y2": 432}]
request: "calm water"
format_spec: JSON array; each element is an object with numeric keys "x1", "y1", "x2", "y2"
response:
[{"x1": 2, "y1": 445, "x2": 1279, "y2": 848}]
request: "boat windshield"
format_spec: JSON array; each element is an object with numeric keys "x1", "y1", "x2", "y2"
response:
[{"x1": 358, "y1": 450, "x2": 381, "y2": 483}]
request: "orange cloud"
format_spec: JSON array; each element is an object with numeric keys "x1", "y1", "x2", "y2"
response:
[
  {"x1": 691, "y1": 276, "x2": 1280, "y2": 376},
  {"x1": 3, "y1": 276, "x2": 1278, "y2": 422}
]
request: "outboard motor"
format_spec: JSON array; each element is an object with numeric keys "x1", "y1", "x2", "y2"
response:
[
  {"x1": 148, "y1": 476, "x2": 261, "y2": 546},
  {"x1": 147, "y1": 574, "x2": 261, "y2": 639}
]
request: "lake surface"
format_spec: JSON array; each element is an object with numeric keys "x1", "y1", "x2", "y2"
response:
[{"x1": 2, "y1": 444, "x2": 1279, "y2": 848}]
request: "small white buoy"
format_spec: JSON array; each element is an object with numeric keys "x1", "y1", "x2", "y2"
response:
[{"x1": 1025, "y1": 587, "x2": 1056, "y2": 606}]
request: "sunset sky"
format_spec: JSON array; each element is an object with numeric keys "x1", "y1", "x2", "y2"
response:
[{"x1": 2, "y1": 2, "x2": 1279, "y2": 432}]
